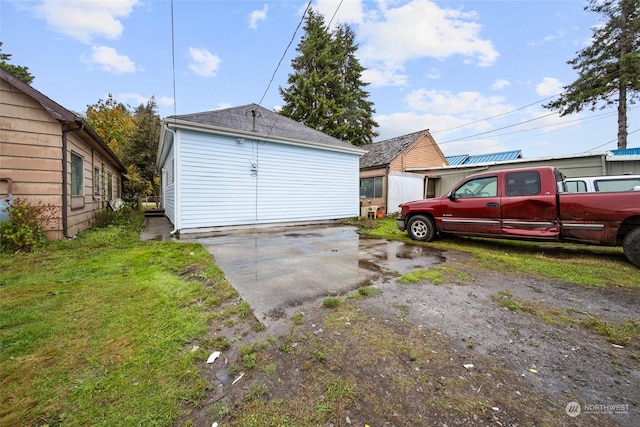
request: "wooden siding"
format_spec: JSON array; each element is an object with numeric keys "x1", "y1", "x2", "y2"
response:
[
  {"x1": 1, "y1": 78, "x2": 123, "y2": 238},
  {"x1": 175, "y1": 129, "x2": 359, "y2": 230},
  {"x1": 389, "y1": 134, "x2": 447, "y2": 172}
]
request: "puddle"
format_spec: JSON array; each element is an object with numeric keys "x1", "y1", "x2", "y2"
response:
[{"x1": 190, "y1": 226, "x2": 446, "y2": 323}]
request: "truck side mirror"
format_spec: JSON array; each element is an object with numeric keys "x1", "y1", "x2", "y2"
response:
[{"x1": 447, "y1": 192, "x2": 456, "y2": 201}]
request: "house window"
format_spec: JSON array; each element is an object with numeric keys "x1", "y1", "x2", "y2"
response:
[
  {"x1": 360, "y1": 176, "x2": 383, "y2": 198},
  {"x1": 94, "y1": 167, "x2": 101, "y2": 195},
  {"x1": 71, "y1": 152, "x2": 84, "y2": 196},
  {"x1": 107, "y1": 173, "x2": 113, "y2": 200}
]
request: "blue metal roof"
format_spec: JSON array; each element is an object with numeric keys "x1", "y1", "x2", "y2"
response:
[
  {"x1": 446, "y1": 154, "x2": 469, "y2": 166},
  {"x1": 446, "y1": 150, "x2": 522, "y2": 166},
  {"x1": 610, "y1": 147, "x2": 640, "y2": 156}
]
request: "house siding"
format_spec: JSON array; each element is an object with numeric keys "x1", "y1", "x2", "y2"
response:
[
  {"x1": 388, "y1": 135, "x2": 447, "y2": 172},
  {"x1": 175, "y1": 129, "x2": 359, "y2": 230},
  {"x1": 1, "y1": 75, "x2": 125, "y2": 239}
]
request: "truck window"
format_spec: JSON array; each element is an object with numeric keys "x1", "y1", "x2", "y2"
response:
[
  {"x1": 565, "y1": 180, "x2": 587, "y2": 193},
  {"x1": 505, "y1": 171, "x2": 541, "y2": 196},
  {"x1": 594, "y1": 178, "x2": 640, "y2": 192},
  {"x1": 454, "y1": 176, "x2": 497, "y2": 198}
]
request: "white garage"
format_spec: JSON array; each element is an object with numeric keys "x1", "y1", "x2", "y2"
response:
[{"x1": 157, "y1": 104, "x2": 365, "y2": 235}]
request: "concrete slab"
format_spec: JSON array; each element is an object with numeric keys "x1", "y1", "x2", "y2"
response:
[{"x1": 185, "y1": 225, "x2": 446, "y2": 323}]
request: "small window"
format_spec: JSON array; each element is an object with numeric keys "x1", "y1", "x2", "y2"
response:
[
  {"x1": 94, "y1": 167, "x2": 101, "y2": 195},
  {"x1": 595, "y1": 178, "x2": 640, "y2": 192},
  {"x1": 505, "y1": 171, "x2": 541, "y2": 197},
  {"x1": 360, "y1": 176, "x2": 383, "y2": 198},
  {"x1": 71, "y1": 152, "x2": 84, "y2": 196},
  {"x1": 454, "y1": 176, "x2": 497, "y2": 198},
  {"x1": 565, "y1": 180, "x2": 587, "y2": 193},
  {"x1": 107, "y1": 173, "x2": 113, "y2": 200}
]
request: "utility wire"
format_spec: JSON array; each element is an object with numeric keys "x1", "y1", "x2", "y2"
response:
[
  {"x1": 429, "y1": 61, "x2": 640, "y2": 143},
  {"x1": 257, "y1": 0, "x2": 313, "y2": 107},
  {"x1": 170, "y1": 0, "x2": 177, "y2": 118}
]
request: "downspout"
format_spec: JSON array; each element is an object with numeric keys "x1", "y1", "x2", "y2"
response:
[
  {"x1": 163, "y1": 124, "x2": 179, "y2": 235},
  {"x1": 384, "y1": 165, "x2": 390, "y2": 214},
  {"x1": 61, "y1": 122, "x2": 84, "y2": 238}
]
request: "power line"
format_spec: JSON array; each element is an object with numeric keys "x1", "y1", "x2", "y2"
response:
[{"x1": 257, "y1": 0, "x2": 313, "y2": 107}]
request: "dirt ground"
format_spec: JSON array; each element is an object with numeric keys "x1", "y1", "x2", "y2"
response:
[{"x1": 181, "y1": 245, "x2": 639, "y2": 427}]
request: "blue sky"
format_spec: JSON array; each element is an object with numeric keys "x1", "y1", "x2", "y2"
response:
[{"x1": 2, "y1": 0, "x2": 638, "y2": 159}]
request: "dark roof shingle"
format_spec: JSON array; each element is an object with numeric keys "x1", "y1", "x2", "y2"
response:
[
  {"x1": 168, "y1": 103, "x2": 359, "y2": 151},
  {"x1": 359, "y1": 129, "x2": 428, "y2": 169}
]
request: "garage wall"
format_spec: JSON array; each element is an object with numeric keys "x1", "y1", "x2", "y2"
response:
[{"x1": 177, "y1": 129, "x2": 359, "y2": 230}]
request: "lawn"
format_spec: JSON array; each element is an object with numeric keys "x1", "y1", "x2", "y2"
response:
[{"x1": 0, "y1": 213, "x2": 240, "y2": 426}]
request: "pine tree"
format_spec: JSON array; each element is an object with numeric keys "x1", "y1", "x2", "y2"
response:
[
  {"x1": 279, "y1": 10, "x2": 378, "y2": 146},
  {"x1": 544, "y1": 0, "x2": 640, "y2": 150}
]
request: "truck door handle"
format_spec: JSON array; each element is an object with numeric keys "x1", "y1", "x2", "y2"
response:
[{"x1": 486, "y1": 202, "x2": 499, "y2": 208}]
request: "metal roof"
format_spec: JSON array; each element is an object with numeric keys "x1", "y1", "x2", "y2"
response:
[
  {"x1": 610, "y1": 147, "x2": 640, "y2": 156},
  {"x1": 445, "y1": 150, "x2": 522, "y2": 166}
]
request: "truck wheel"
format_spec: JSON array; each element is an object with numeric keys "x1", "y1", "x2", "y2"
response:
[
  {"x1": 623, "y1": 227, "x2": 640, "y2": 268},
  {"x1": 407, "y1": 215, "x2": 436, "y2": 242}
]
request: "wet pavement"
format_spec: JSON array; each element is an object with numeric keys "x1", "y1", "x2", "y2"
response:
[{"x1": 141, "y1": 217, "x2": 445, "y2": 324}]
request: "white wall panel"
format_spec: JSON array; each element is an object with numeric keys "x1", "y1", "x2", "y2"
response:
[{"x1": 175, "y1": 130, "x2": 360, "y2": 229}]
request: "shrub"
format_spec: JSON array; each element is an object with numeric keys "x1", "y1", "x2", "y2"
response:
[
  {"x1": 94, "y1": 202, "x2": 136, "y2": 228},
  {"x1": 0, "y1": 198, "x2": 57, "y2": 253}
]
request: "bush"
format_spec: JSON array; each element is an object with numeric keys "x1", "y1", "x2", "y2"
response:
[
  {"x1": 94, "y1": 202, "x2": 136, "y2": 228},
  {"x1": 0, "y1": 199, "x2": 57, "y2": 253}
]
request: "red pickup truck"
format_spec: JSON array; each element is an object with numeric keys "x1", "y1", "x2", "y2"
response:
[{"x1": 396, "y1": 166, "x2": 640, "y2": 267}]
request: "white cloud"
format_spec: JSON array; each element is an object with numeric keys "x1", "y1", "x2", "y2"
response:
[
  {"x1": 33, "y1": 0, "x2": 139, "y2": 43},
  {"x1": 188, "y1": 47, "x2": 221, "y2": 77},
  {"x1": 248, "y1": 4, "x2": 268, "y2": 30},
  {"x1": 492, "y1": 79, "x2": 510, "y2": 90},
  {"x1": 358, "y1": 0, "x2": 499, "y2": 87},
  {"x1": 316, "y1": 0, "x2": 364, "y2": 25},
  {"x1": 85, "y1": 46, "x2": 136, "y2": 74},
  {"x1": 536, "y1": 77, "x2": 563, "y2": 97},
  {"x1": 405, "y1": 89, "x2": 510, "y2": 119},
  {"x1": 361, "y1": 65, "x2": 408, "y2": 86}
]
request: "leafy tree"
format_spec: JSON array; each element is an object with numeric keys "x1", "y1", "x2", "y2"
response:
[
  {"x1": 544, "y1": 0, "x2": 640, "y2": 150},
  {"x1": 85, "y1": 94, "x2": 135, "y2": 160},
  {"x1": 125, "y1": 98, "x2": 161, "y2": 199},
  {"x1": 0, "y1": 42, "x2": 34, "y2": 85},
  {"x1": 279, "y1": 9, "x2": 378, "y2": 146}
]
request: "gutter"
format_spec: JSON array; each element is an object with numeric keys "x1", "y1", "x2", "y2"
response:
[{"x1": 61, "y1": 121, "x2": 84, "y2": 238}]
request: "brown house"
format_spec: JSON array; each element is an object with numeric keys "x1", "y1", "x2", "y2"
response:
[
  {"x1": 359, "y1": 129, "x2": 448, "y2": 214},
  {"x1": 0, "y1": 69, "x2": 127, "y2": 239}
]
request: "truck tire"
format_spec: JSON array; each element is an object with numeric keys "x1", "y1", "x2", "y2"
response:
[
  {"x1": 623, "y1": 227, "x2": 640, "y2": 268},
  {"x1": 407, "y1": 215, "x2": 436, "y2": 242}
]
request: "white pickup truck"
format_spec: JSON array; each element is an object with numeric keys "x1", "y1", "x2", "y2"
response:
[{"x1": 565, "y1": 174, "x2": 640, "y2": 193}]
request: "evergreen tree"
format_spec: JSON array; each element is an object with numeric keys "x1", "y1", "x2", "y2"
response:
[
  {"x1": 279, "y1": 10, "x2": 378, "y2": 146},
  {"x1": 0, "y1": 42, "x2": 34, "y2": 85},
  {"x1": 544, "y1": 0, "x2": 640, "y2": 150}
]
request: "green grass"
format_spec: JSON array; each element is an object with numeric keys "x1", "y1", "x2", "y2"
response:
[
  {"x1": 492, "y1": 289, "x2": 639, "y2": 346},
  {"x1": 359, "y1": 217, "x2": 640, "y2": 288},
  {"x1": 0, "y1": 213, "x2": 240, "y2": 426}
]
